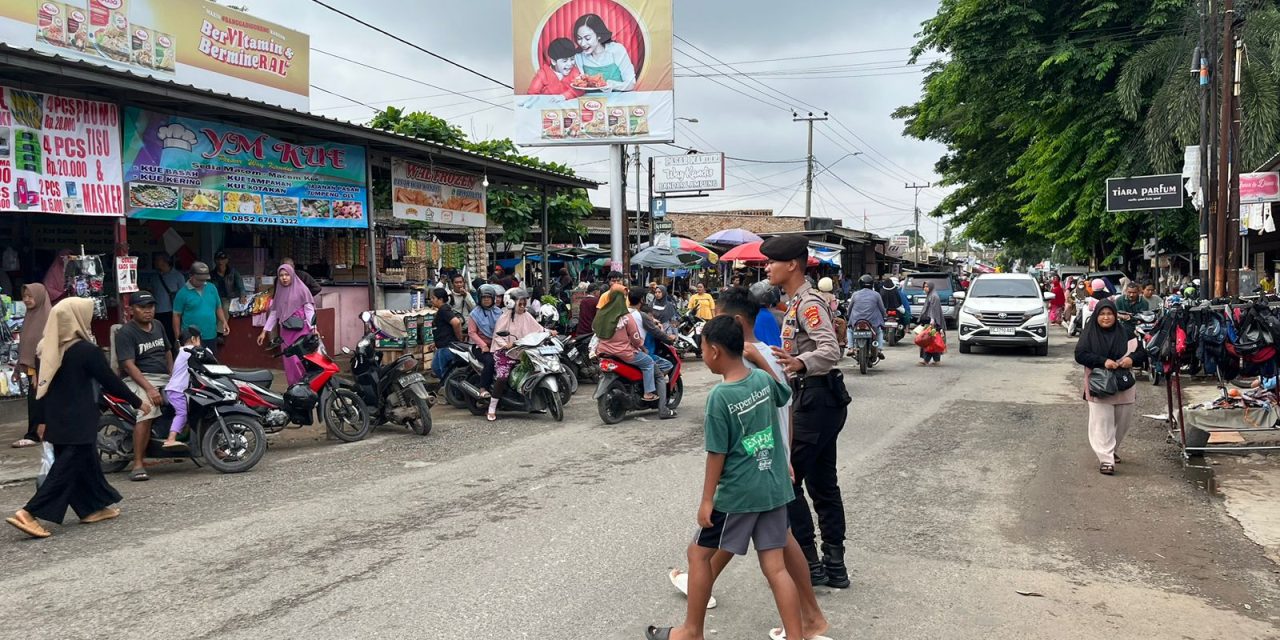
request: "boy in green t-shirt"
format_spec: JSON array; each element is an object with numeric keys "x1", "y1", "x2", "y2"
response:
[{"x1": 644, "y1": 316, "x2": 803, "y2": 640}]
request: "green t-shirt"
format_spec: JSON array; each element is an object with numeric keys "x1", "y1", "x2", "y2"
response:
[
  {"x1": 704, "y1": 369, "x2": 794, "y2": 513},
  {"x1": 172, "y1": 282, "x2": 221, "y2": 339}
]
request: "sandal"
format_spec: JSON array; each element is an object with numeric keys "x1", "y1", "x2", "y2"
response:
[
  {"x1": 6, "y1": 511, "x2": 50, "y2": 538},
  {"x1": 80, "y1": 507, "x2": 120, "y2": 524},
  {"x1": 10, "y1": 438, "x2": 38, "y2": 448},
  {"x1": 644, "y1": 626, "x2": 672, "y2": 640},
  {"x1": 642, "y1": 393, "x2": 659, "y2": 402},
  {"x1": 1113, "y1": 453, "x2": 1122, "y2": 464},
  {"x1": 486, "y1": 411, "x2": 497, "y2": 422},
  {"x1": 668, "y1": 568, "x2": 716, "y2": 609},
  {"x1": 129, "y1": 467, "x2": 150, "y2": 482},
  {"x1": 1099, "y1": 463, "x2": 1115, "y2": 475},
  {"x1": 769, "y1": 629, "x2": 833, "y2": 640},
  {"x1": 161, "y1": 441, "x2": 189, "y2": 451}
]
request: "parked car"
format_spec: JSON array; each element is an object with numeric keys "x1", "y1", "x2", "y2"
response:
[
  {"x1": 904, "y1": 271, "x2": 964, "y2": 329},
  {"x1": 954, "y1": 273, "x2": 1053, "y2": 356},
  {"x1": 1085, "y1": 270, "x2": 1129, "y2": 295},
  {"x1": 1057, "y1": 265, "x2": 1089, "y2": 282}
]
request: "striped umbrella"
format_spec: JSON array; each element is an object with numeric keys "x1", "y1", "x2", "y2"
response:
[{"x1": 644, "y1": 237, "x2": 719, "y2": 264}]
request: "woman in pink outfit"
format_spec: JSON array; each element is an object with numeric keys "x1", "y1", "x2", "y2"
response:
[{"x1": 257, "y1": 264, "x2": 316, "y2": 386}]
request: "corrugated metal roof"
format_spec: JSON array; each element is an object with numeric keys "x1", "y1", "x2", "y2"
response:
[{"x1": 0, "y1": 44, "x2": 597, "y2": 190}]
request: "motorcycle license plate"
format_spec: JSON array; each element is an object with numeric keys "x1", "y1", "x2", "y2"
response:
[
  {"x1": 398, "y1": 372, "x2": 425, "y2": 388},
  {"x1": 990, "y1": 327, "x2": 1016, "y2": 336},
  {"x1": 851, "y1": 331, "x2": 874, "y2": 339},
  {"x1": 538, "y1": 346, "x2": 561, "y2": 355}
]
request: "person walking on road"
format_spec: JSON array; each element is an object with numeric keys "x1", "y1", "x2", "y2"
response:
[
  {"x1": 6, "y1": 299, "x2": 149, "y2": 539},
  {"x1": 762, "y1": 235, "x2": 852, "y2": 589},
  {"x1": 1049, "y1": 275, "x2": 1066, "y2": 325},
  {"x1": 1075, "y1": 299, "x2": 1146, "y2": 476},
  {"x1": 257, "y1": 264, "x2": 316, "y2": 387},
  {"x1": 10, "y1": 283, "x2": 51, "y2": 449},
  {"x1": 918, "y1": 281, "x2": 947, "y2": 366},
  {"x1": 688, "y1": 283, "x2": 716, "y2": 322}
]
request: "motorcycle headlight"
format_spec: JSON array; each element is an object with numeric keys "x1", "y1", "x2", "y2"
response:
[{"x1": 358, "y1": 338, "x2": 371, "y2": 350}]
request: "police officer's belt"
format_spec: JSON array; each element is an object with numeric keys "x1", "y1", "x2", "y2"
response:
[{"x1": 791, "y1": 371, "x2": 842, "y2": 390}]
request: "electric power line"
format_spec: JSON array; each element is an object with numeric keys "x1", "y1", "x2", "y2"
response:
[{"x1": 313, "y1": 48, "x2": 510, "y2": 110}]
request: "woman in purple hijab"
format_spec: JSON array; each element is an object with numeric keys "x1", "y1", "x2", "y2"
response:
[{"x1": 257, "y1": 264, "x2": 316, "y2": 385}]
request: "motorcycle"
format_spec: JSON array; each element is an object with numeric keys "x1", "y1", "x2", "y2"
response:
[
  {"x1": 674, "y1": 313, "x2": 704, "y2": 359},
  {"x1": 231, "y1": 333, "x2": 372, "y2": 442},
  {"x1": 558, "y1": 333, "x2": 600, "y2": 385},
  {"x1": 98, "y1": 348, "x2": 268, "y2": 474},
  {"x1": 595, "y1": 342, "x2": 685, "y2": 425},
  {"x1": 346, "y1": 311, "x2": 434, "y2": 436},
  {"x1": 884, "y1": 309, "x2": 905, "y2": 346},
  {"x1": 457, "y1": 331, "x2": 568, "y2": 421},
  {"x1": 1132, "y1": 310, "x2": 1161, "y2": 385},
  {"x1": 439, "y1": 341, "x2": 484, "y2": 409},
  {"x1": 849, "y1": 319, "x2": 879, "y2": 375}
]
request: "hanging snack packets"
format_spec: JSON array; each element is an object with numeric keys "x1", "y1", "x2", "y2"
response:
[
  {"x1": 629, "y1": 107, "x2": 651, "y2": 136},
  {"x1": 578, "y1": 97, "x2": 607, "y2": 137}
]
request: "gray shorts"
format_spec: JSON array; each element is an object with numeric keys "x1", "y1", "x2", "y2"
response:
[
  {"x1": 694, "y1": 505, "x2": 789, "y2": 555},
  {"x1": 124, "y1": 373, "x2": 169, "y2": 420}
]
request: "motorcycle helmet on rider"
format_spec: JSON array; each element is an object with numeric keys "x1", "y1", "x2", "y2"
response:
[
  {"x1": 505, "y1": 286, "x2": 530, "y2": 310},
  {"x1": 859, "y1": 274, "x2": 875, "y2": 288}
]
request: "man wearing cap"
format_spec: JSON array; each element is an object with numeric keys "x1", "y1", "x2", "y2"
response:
[
  {"x1": 211, "y1": 250, "x2": 246, "y2": 315},
  {"x1": 763, "y1": 234, "x2": 853, "y2": 590},
  {"x1": 116, "y1": 291, "x2": 173, "y2": 481},
  {"x1": 172, "y1": 262, "x2": 228, "y2": 358}
]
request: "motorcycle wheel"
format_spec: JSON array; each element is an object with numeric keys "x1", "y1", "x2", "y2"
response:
[
  {"x1": 667, "y1": 378, "x2": 684, "y2": 410},
  {"x1": 466, "y1": 386, "x2": 490, "y2": 417},
  {"x1": 543, "y1": 385, "x2": 564, "y2": 422},
  {"x1": 201, "y1": 415, "x2": 267, "y2": 474},
  {"x1": 888, "y1": 332, "x2": 899, "y2": 347},
  {"x1": 410, "y1": 395, "x2": 432, "y2": 436},
  {"x1": 597, "y1": 384, "x2": 628, "y2": 425},
  {"x1": 559, "y1": 365, "x2": 578, "y2": 403},
  {"x1": 322, "y1": 389, "x2": 372, "y2": 442},
  {"x1": 96, "y1": 415, "x2": 131, "y2": 474},
  {"x1": 858, "y1": 346, "x2": 868, "y2": 375},
  {"x1": 442, "y1": 368, "x2": 468, "y2": 409}
]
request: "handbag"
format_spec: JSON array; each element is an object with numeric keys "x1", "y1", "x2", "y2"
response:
[
  {"x1": 281, "y1": 316, "x2": 305, "y2": 331},
  {"x1": 1114, "y1": 368, "x2": 1136, "y2": 392},
  {"x1": 1088, "y1": 368, "x2": 1118, "y2": 397}
]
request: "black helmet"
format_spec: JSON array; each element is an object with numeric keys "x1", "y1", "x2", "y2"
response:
[
  {"x1": 859, "y1": 274, "x2": 874, "y2": 288},
  {"x1": 284, "y1": 384, "x2": 319, "y2": 415}
]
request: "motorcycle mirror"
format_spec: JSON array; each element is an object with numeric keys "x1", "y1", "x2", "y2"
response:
[
  {"x1": 342, "y1": 346, "x2": 351, "y2": 355},
  {"x1": 360, "y1": 311, "x2": 373, "y2": 323}
]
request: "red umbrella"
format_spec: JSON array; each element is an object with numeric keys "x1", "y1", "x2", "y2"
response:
[{"x1": 721, "y1": 241, "x2": 819, "y2": 266}]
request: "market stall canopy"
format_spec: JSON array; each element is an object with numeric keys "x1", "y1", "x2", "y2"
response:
[
  {"x1": 0, "y1": 45, "x2": 596, "y2": 192},
  {"x1": 632, "y1": 247, "x2": 703, "y2": 269},
  {"x1": 639, "y1": 238, "x2": 719, "y2": 264},
  {"x1": 705, "y1": 229, "x2": 763, "y2": 246}
]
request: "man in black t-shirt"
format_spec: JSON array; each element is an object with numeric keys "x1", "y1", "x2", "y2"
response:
[
  {"x1": 116, "y1": 291, "x2": 173, "y2": 481},
  {"x1": 429, "y1": 287, "x2": 464, "y2": 381}
]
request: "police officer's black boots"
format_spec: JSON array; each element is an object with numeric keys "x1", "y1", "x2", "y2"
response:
[
  {"x1": 822, "y1": 543, "x2": 850, "y2": 589},
  {"x1": 802, "y1": 544, "x2": 828, "y2": 586}
]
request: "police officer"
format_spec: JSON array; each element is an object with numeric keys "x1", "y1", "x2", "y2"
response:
[{"x1": 763, "y1": 234, "x2": 852, "y2": 589}]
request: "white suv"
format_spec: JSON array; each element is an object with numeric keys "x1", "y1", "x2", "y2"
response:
[{"x1": 953, "y1": 273, "x2": 1053, "y2": 356}]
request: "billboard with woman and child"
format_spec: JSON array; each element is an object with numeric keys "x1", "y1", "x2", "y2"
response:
[{"x1": 512, "y1": 0, "x2": 673, "y2": 146}]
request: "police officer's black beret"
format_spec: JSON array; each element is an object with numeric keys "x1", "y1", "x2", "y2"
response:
[{"x1": 760, "y1": 235, "x2": 809, "y2": 262}]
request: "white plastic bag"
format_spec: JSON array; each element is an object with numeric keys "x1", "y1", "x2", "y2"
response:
[{"x1": 36, "y1": 442, "x2": 54, "y2": 489}]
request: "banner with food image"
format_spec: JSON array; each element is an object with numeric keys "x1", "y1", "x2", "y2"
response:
[
  {"x1": 511, "y1": 0, "x2": 673, "y2": 146},
  {"x1": 122, "y1": 107, "x2": 367, "y2": 228},
  {"x1": 0, "y1": 0, "x2": 309, "y2": 109},
  {"x1": 391, "y1": 158, "x2": 486, "y2": 228},
  {"x1": 0, "y1": 85, "x2": 124, "y2": 216}
]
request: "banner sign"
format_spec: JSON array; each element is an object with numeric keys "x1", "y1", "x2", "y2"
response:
[
  {"x1": 0, "y1": 86, "x2": 123, "y2": 216},
  {"x1": 122, "y1": 107, "x2": 367, "y2": 228},
  {"x1": 512, "y1": 0, "x2": 673, "y2": 146},
  {"x1": 0, "y1": 0, "x2": 310, "y2": 109},
  {"x1": 115, "y1": 255, "x2": 137, "y2": 292},
  {"x1": 1105, "y1": 174, "x2": 1184, "y2": 212},
  {"x1": 1240, "y1": 172, "x2": 1280, "y2": 204},
  {"x1": 653, "y1": 152, "x2": 725, "y2": 193},
  {"x1": 391, "y1": 159, "x2": 486, "y2": 228}
]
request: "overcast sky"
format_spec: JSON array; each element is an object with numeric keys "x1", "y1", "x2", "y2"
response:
[{"x1": 243, "y1": 0, "x2": 950, "y2": 241}]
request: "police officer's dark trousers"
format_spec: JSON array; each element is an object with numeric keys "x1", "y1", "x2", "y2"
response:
[{"x1": 788, "y1": 384, "x2": 847, "y2": 548}]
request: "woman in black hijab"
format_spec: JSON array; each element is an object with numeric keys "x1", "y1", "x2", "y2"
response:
[{"x1": 1074, "y1": 299, "x2": 1145, "y2": 475}]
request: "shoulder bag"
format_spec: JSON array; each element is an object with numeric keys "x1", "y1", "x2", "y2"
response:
[{"x1": 1088, "y1": 367, "x2": 1118, "y2": 397}]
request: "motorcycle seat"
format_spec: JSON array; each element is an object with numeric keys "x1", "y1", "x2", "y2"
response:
[{"x1": 230, "y1": 369, "x2": 274, "y2": 385}]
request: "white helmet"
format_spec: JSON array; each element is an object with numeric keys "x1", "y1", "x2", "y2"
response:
[
  {"x1": 505, "y1": 287, "x2": 529, "y2": 310},
  {"x1": 818, "y1": 276, "x2": 834, "y2": 293}
]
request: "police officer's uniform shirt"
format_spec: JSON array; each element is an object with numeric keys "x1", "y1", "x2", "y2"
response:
[{"x1": 781, "y1": 281, "x2": 842, "y2": 376}]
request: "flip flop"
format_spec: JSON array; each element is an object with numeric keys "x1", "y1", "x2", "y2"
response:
[
  {"x1": 129, "y1": 467, "x2": 149, "y2": 482},
  {"x1": 161, "y1": 441, "x2": 189, "y2": 451},
  {"x1": 10, "y1": 438, "x2": 38, "y2": 448},
  {"x1": 6, "y1": 514, "x2": 50, "y2": 539},
  {"x1": 644, "y1": 626, "x2": 672, "y2": 640},
  {"x1": 668, "y1": 568, "x2": 717, "y2": 609},
  {"x1": 769, "y1": 629, "x2": 834, "y2": 640},
  {"x1": 80, "y1": 507, "x2": 120, "y2": 524}
]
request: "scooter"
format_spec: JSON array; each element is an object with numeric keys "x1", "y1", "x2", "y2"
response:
[
  {"x1": 439, "y1": 341, "x2": 484, "y2": 409},
  {"x1": 674, "y1": 313, "x2": 704, "y2": 359},
  {"x1": 98, "y1": 347, "x2": 268, "y2": 475},
  {"x1": 595, "y1": 342, "x2": 684, "y2": 425},
  {"x1": 849, "y1": 319, "x2": 879, "y2": 375},
  {"x1": 558, "y1": 333, "x2": 600, "y2": 385},
  {"x1": 346, "y1": 311, "x2": 434, "y2": 436},
  {"x1": 884, "y1": 309, "x2": 905, "y2": 346},
  {"x1": 1133, "y1": 310, "x2": 1161, "y2": 384},
  {"x1": 457, "y1": 331, "x2": 567, "y2": 421},
  {"x1": 231, "y1": 333, "x2": 372, "y2": 442}
]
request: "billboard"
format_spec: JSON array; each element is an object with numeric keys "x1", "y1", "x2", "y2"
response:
[
  {"x1": 122, "y1": 107, "x2": 367, "y2": 228},
  {"x1": 391, "y1": 158, "x2": 487, "y2": 228},
  {"x1": 1240, "y1": 172, "x2": 1280, "y2": 204},
  {"x1": 0, "y1": 0, "x2": 309, "y2": 109},
  {"x1": 1105, "y1": 174, "x2": 1183, "y2": 212},
  {"x1": 512, "y1": 0, "x2": 673, "y2": 146},
  {"x1": 0, "y1": 85, "x2": 124, "y2": 216},
  {"x1": 653, "y1": 152, "x2": 724, "y2": 193}
]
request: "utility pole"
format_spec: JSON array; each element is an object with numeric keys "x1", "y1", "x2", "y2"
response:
[
  {"x1": 906, "y1": 182, "x2": 931, "y2": 264},
  {"x1": 1197, "y1": 0, "x2": 1211, "y2": 291},
  {"x1": 794, "y1": 111, "x2": 829, "y2": 223},
  {"x1": 634, "y1": 145, "x2": 643, "y2": 254},
  {"x1": 1214, "y1": 0, "x2": 1236, "y2": 297}
]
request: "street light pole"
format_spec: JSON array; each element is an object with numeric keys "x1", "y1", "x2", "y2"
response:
[
  {"x1": 905, "y1": 182, "x2": 931, "y2": 264},
  {"x1": 794, "y1": 111, "x2": 829, "y2": 222}
]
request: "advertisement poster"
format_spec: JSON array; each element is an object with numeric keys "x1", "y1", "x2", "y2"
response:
[
  {"x1": 0, "y1": 0, "x2": 309, "y2": 109},
  {"x1": 122, "y1": 107, "x2": 368, "y2": 228},
  {"x1": 115, "y1": 255, "x2": 137, "y2": 293},
  {"x1": 653, "y1": 152, "x2": 725, "y2": 193},
  {"x1": 1105, "y1": 174, "x2": 1184, "y2": 212},
  {"x1": 1240, "y1": 172, "x2": 1280, "y2": 204},
  {"x1": 0, "y1": 85, "x2": 124, "y2": 216},
  {"x1": 391, "y1": 158, "x2": 487, "y2": 228},
  {"x1": 512, "y1": 0, "x2": 673, "y2": 146}
]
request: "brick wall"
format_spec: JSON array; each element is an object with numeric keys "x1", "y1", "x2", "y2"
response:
[{"x1": 665, "y1": 210, "x2": 805, "y2": 243}]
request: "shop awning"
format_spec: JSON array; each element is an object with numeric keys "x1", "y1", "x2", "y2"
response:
[{"x1": 0, "y1": 45, "x2": 597, "y2": 192}]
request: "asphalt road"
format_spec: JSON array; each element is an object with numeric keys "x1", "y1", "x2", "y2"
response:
[{"x1": 2, "y1": 333, "x2": 1278, "y2": 639}]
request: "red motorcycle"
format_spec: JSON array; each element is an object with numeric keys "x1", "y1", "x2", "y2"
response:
[
  {"x1": 594, "y1": 343, "x2": 684, "y2": 425},
  {"x1": 884, "y1": 308, "x2": 905, "y2": 346},
  {"x1": 231, "y1": 333, "x2": 372, "y2": 442}
]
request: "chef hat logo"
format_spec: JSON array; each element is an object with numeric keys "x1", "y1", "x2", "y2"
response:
[{"x1": 157, "y1": 124, "x2": 198, "y2": 151}]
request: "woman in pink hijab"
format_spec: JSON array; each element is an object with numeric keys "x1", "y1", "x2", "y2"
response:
[
  {"x1": 256, "y1": 264, "x2": 316, "y2": 385},
  {"x1": 41, "y1": 249, "x2": 71, "y2": 303}
]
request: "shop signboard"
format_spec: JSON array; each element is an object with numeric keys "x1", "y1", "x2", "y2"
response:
[
  {"x1": 115, "y1": 255, "x2": 137, "y2": 292},
  {"x1": 0, "y1": 85, "x2": 124, "y2": 216},
  {"x1": 390, "y1": 158, "x2": 487, "y2": 228},
  {"x1": 512, "y1": 0, "x2": 673, "y2": 146},
  {"x1": 0, "y1": 0, "x2": 310, "y2": 109},
  {"x1": 122, "y1": 107, "x2": 368, "y2": 228},
  {"x1": 1105, "y1": 174, "x2": 1183, "y2": 212},
  {"x1": 1239, "y1": 172, "x2": 1280, "y2": 204},
  {"x1": 653, "y1": 152, "x2": 725, "y2": 193}
]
